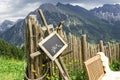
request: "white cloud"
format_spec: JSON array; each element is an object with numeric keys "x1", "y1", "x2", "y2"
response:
[
  {"x1": 1, "y1": 0, "x2": 120, "y2": 22},
  {"x1": 71, "y1": 3, "x2": 103, "y2": 10},
  {"x1": 0, "y1": 0, "x2": 11, "y2": 13},
  {"x1": 0, "y1": 0, "x2": 41, "y2": 22}
]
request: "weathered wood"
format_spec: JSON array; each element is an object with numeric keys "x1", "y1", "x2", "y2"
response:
[
  {"x1": 107, "y1": 42, "x2": 112, "y2": 63},
  {"x1": 30, "y1": 51, "x2": 41, "y2": 59},
  {"x1": 78, "y1": 39, "x2": 82, "y2": 68},
  {"x1": 81, "y1": 34, "x2": 87, "y2": 65},
  {"x1": 58, "y1": 57, "x2": 71, "y2": 80},
  {"x1": 61, "y1": 50, "x2": 73, "y2": 57},
  {"x1": 25, "y1": 15, "x2": 44, "y2": 80},
  {"x1": 57, "y1": 21, "x2": 71, "y2": 80},
  {"x1": 28, "y1": 15, "x2": 35, "y2": 80},
  {"x1": 54, "y1": 59, "x2": 70, "y2": 80},
  {"x1": 84, "y1": 55, "x2": 104, "y2": 80},
  {"x1": 32, "y1": 20, "x2": 40, "y2": 79},
  {"x1": 42, "y1": 24, "x2": 54, "y2": 33},
  {"x1": 99, "y1": 40, "x2": 104, "y2": 52},
  {"x1": 118, "y1": 44, "x2": 120, "y2": 61},
  {"x1": 38, "y1": 9, "x2": 50, "y2": 34},
  {"x1": 25, "y1": 19, "x2": 31, "y2": 79}
]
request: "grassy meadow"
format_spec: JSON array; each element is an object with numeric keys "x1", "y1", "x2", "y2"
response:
[{"x1": 0, "y1": 57, "x2": 25, "y2": 80}]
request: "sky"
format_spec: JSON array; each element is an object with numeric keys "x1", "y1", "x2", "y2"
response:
[{"x1": 0, "y1": 0, "x2": 120, "y2": 23}]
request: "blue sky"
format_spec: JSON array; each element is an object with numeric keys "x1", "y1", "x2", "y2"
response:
[{"x1": 0, "y1": 0, "x2": 120, "y2": 23}]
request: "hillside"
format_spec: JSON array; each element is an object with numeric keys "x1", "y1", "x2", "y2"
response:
[
  {"x1": 0, "y1": 19, "x2": 24, "y2": 46},
  {"x1": 0, "y1": 20, "x2": 14, "y2": 33},
  {"x1": 0, "y1": 39, "x2": 24, "y2": 59},
  {"x1": 0, "y1": 57, "x2": 24, "y2": 80},
  {"x1": 90, "y1": 4, "x2": 120, "y2": 21},
  {"x1": 0, "y1": 3, "x2": 120, "y2": 46}
]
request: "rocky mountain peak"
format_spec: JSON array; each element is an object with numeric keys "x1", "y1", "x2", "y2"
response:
[
  {"x1": 0, "y1": 20, "x2": 15, "y2": 32},
  {"x1": 39, "y1": 3, "x2": 62, "y2": 13},
  {"x1": 90, "y1": 4, "x2": 120, "y2": 21}
]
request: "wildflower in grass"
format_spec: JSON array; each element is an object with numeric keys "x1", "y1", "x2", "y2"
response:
[
  {"x1": 68, "y1": 61, "x2": 72, "y2": 65},
  {"x1": 46, "y1": 74, "x2": 51, "y2": 80},
  {"x1": 74, "y1": 59, "x2": 77, "y2": 62},
  {"x1": 32, "y1": 69, "x2": 36, "y2": 73},
  {"x1": 52, "y1": 66, "x2": 55, "y2": 69},
  {"x1": 55, "y1": 66, "x2": 58, "y2": 69},
  {"x1": 35, "y1": 73, "x2": 38, "y2": 77},
  {"x1": 42, "y1": 64, "x2": 45, "y2": 67}
]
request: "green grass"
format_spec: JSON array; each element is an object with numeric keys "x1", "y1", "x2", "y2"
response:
[
  {"x1": 0, "y1": 57, "x2": 25, "y2": 80},
  {"x1": 0, "y1": 55, "x2": 120, "y2": 80}
]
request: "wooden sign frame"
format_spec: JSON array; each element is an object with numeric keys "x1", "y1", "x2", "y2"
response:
[{"x1": 39, "y1": 31, "x2": 67, "y2": 61}]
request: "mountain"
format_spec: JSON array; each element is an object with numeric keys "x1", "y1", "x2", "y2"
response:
[
  {"x1": 27, "y1": 3, "x2": 115, "y2": 42},
  {"x1": 0, "y1": 39, "x2": 24, "y2": 60},
  {"x1": 90, "y1": 4, "x2": 120, "y2": 21},
  {"x1": 0, "y1": 3, "x2": 120, "y2": 46},
  {"x1": 0, "y1": 19, "x2": 24, "y2": 46},
  {"x1": 0, "y1": 20, "x2": 15, "y2": 33}
]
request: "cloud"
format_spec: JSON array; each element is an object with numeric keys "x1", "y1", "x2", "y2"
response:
[
  {"x1": 38, "y1": 0, "x2": 120, "y2": 5},
  {"x1": 0, "y1": 0, "x2": 41, "y2": 22},
  {"x1": 0, "y1": 0, "x2": 120, "y2": 22}
]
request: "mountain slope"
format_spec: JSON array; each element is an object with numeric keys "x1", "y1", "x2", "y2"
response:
[
  {"x1": 0, "y1": 20, "x2": 15, "y2": 33},
  {"x1": 0, "y1": 19, "x2": 24, "y2": 46},
  {"x1": 29, "y1": 3, "x2": 114, "y2": 42},
  {"x1": 90, "y1": 4, "x2": 120, "y2": 21},
  {"x1": 0, "y1": 3, "x2": 120, "y2": 46},
  {"x1": 56, "y1": 3, "x2": 113, "y2": 41}
]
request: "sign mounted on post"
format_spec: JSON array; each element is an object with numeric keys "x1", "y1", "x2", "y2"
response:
[{"x1": 39, "y1": 31, "x2": 67, "y2": 61}]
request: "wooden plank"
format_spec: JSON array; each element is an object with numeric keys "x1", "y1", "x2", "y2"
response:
[
  {"x1": 58, "y1": 57, "x2": 71, "y2": 80},
  {"x1": 42, "y1": 24, "x2": 54, "y2": 32},
  {"x1": 61, "y1": 50, "x2": 73, "y2": 57},
  {"x1": 84, "y1": 55, "x2": 104, "y2": 80},
  {"x1": 119, "y1": 44, "x2": 120, "y2": 61},
  {"x1": 107, "y1": 42, "x2": 112, "y2": 63},
  {"x1": 54, "y1": 59, "x2": 70, "y2": 80},
  {"x1": 99, "y1": 40, "x2": 104, "y2": 52},
  {"x1": 28, "y1": 15, "x2": 35, "y2": 80},
  {"x1": 81, "y1": 34, "x2": 87, "y2": 67},
  {"x1": 30, "y1": 51, "x2": 41, "y2": 59},
  {"x1": 57, "y1": 21, "x2": 71, "y2": 80},
  {"x1": 25, "y1": 19, "x2": 31, "y2": 79},
  {"x1": 38, "y1": 9, "x2": 50, "y2": 34},
  {"x1": 36, "y1": 20, "x2": 44, "y2": 78},
  {"x1": 78, "y1": 39, "x2": 82, "y2": 68}
]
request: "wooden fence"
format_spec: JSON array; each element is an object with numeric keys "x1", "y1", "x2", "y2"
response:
[
  {"x1": 61, "y1": 33, "x2": 120, "y2": 71},
  {"x1": 24, "y1": 10, "x2": 120, "y2": 80}
]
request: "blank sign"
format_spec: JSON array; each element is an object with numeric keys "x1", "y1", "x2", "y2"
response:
[{"x1": 39, "y1": 31, "x2": 67, "y2": 61}]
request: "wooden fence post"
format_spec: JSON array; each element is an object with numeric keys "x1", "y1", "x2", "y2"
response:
[
  {"x1": 107, "y1": 42, "x2": 112, "y2": 63},
  {"x1": 25, "y1": 15, "x2": 38, "y2": 80},
  {"x1": 99, "y1": 40, "x2": 104, "y2": 52},
  {"x1": 118, "y1": 44, "x2": 120, "y2": 61},
  {"x1": 81, "y1": 34, "x2": 87, "y2": 67},
  {"x1": 25, "y1": 15, "x2": 48, "y2": 80},
  {"x1": 57, "y1": 21, "x2": 71, "y2": 80}
]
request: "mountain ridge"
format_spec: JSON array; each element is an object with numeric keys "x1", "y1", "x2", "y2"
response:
[
  {"x1": 90, "y1": 4, "x2": 120, "y2": 21},
  {"x1": 0, "y1": 3, "x2": 120, "y2": 46},
  {"x1": 0, "y1": 20, "x2": 15, "y2": 33}
]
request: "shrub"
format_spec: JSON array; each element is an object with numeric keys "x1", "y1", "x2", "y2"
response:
[{"x1": 110, "y1": 61, "x2": 120, "y2": 71}]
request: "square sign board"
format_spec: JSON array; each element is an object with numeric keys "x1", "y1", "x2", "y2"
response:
[{"x1": 39, "y1": 31, "x2": 68, "y2": 61}]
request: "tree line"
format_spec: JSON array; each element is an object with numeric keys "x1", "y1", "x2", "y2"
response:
[{"x1": 0, "y1": 39, "x2": 24, "y2": 60}]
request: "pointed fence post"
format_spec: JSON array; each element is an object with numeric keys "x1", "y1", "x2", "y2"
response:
[
  {"x1": 99, "y1": 40, "x2": 104, "y2": 52},
  {"x1": 25, "y1": 15, "x2": 45, "y2": 80},
  {"x1": 81, "y1": 34, "x2": 87, "y2": 68}
]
